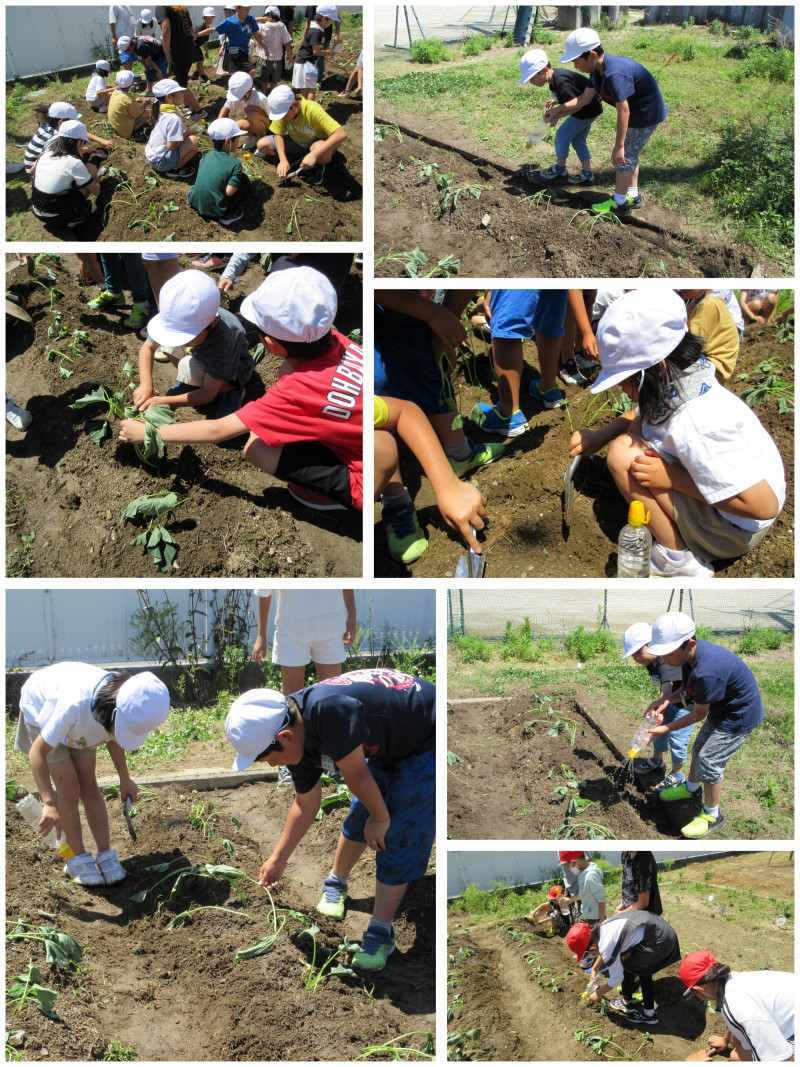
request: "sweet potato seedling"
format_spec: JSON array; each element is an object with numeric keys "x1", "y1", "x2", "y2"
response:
[
  {"x1": 5, "y1": 921, "x2": 83, "y2": 969},
  {"x1": 120, "y1": 491, "x2": 187, "y2": 571},
  {"x1": 295, "y1": 922, "x2": 360, "y2": 991},
  {"x1": 356, "y1": 1032, "x2": 435, "y2": 1061},
  {"x1": 6, "y1": 962, "x2": 58, "y2": 1018}
]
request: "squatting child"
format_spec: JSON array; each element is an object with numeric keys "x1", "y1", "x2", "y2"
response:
[
  {"x1": 187, "y1": 117, "x2": 249, "y2": 227},
  {"x1": 257, "y1": 83, "x2": 346, "y2": 184}
]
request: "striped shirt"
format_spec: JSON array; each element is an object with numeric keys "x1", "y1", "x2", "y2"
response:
[{"x1": 24, "y1": 122, "x2": 58, "y2": 174}]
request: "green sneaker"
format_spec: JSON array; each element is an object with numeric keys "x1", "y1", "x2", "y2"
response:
[
  {"x1": 352, "y1": 925, "x2": 396, "y2": 972},
  {"x1": 124, "y1": 303, "x2": 149, "y2": 330},
  {"x1": 382, "y1": 499, "x2": 427, "y2": 564},
  {"x1": 316, "y1": 876, "x2": 347, "y2": 919},
  {"x1": 449, "y1": 439, "x2": 505, "y2": 474},
  {"x1": 658, "y1": 782, "x2": 702, "y2": 804},
  {"x1": 681, "y1": 811, "x2": 725, "y2": 839},
  {"x1": 591, "y1": 196, "x2": 632, "y2": 218},
  {"x1": 88, "y1": 290, "x2": 125, "y2": 310}
]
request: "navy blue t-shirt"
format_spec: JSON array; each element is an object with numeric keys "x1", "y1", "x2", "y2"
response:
[
  {"x1": 288, "y1": 669, "x2": 436, "y2": 793},
  {"x1": 682, "y1": 640, "x2": 764, "y2": 733},
  {"x1": 591, "y1": 53, "x2": 668, "y2": 128}
]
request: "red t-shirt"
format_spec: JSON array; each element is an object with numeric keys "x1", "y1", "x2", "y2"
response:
[{"x1": 237, "y1": 329, "x2": 363, "y2": 509}]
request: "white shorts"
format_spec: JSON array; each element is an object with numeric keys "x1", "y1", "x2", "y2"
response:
[
  {"x1": 141, "y1": 252, "x2": 179, "y2": 260},
  {"x1": 292, "y1": 60, "x2": 318, "y2": 90},
  {"x1": 272, "y1": 613, "x2": 346, "y2": 667}
]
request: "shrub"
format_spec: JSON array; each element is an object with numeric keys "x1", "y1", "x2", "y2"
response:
[
  {"x1": 409, "y1": 38, "x2": 451, "y2": 64},
  {"x1": 736, "y1": 24, "x2": 756, "y2": 39},
  {"x1": 463, "y1": 33, "x2": 493, "y2": 57},
  {"x1": 681, "y1": 43, "x2": 696, "y2": 60},
  {"x1": 710, "y1": 18, "x2": 723, "y2": 35},
  {"x1": 734, "y1": 45, "x2": 793, "y2": 83},
  {"x1": 450, "y1": 633, "x2": 492, "y2": 662},
  {"x1": 695, "y1": 624, "x2": 713, "y2": 640},
  {"x1": 737, "y1": 626, "x2": 785, "y2": 655},
  {"x1": 564, "y1": 626, "x2": 616, "y2": 661},
  {"x1": 529, "y1": 26, "x2": 556, "y2": 44}
]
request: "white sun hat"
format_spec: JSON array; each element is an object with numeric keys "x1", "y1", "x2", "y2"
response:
[{"x1": 226, "y1": 689, "x2": 291, "y2": 771}]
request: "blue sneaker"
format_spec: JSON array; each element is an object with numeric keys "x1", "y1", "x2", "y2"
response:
[
  {"x1": 528, "y1": 380, "x2": 566, "y2": 409},
  {"x1": 166, "y1": 382, "x2": 197, "y2": 396},
  {"x1": 352, "y1": 925, "x2": 396, "y2": 972},
  {"x1": 470, "y1": 402, "x2": 528, "y2": 438}
]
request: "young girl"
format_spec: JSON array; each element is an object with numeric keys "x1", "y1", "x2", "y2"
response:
[
  {"x1": 86, "y1": 60, "x2": 114, "y2": 112},
  {"x1": 31, "y1": 121, "x2": 101, "y2": 229},
  {"x1": 218, "y1": 71, "x2": 270, "y2": 143},
  {"x1": 145, "y1": 78, "x2": 199, "y2": 177},
  {"x1": 569, "y1": 289, "x2": 785, "y2": 578},
  {"x1": 15, "y1": 663, "x2": 170, "y2": 885},
  {"x1": 339, "y1": 49, "x2": 363, "y2": 98}
]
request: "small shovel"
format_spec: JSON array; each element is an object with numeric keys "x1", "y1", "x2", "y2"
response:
[
  {"x1": 563, "y1": 455, "x2": 581, "y2": 525},
  {"x1": 455, "y1": 526, "x2": 486, "y2": 579},
  {"x1": 123, "y1": 796, "x2": 137, "y2": 842},
  {"x1": 278, "y1": 164, "x2": 304, "y2": 184}
]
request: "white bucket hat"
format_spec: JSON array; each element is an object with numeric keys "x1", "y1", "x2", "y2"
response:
[
  {"x1": 117, "y1": 35, "x2": 133, "y2": 51},
  {"x1": 96, "y1": 59, "x2": 112, "y2": 71},
  {"x1": 141, "y1": 8, "x2": 153, "y2": 19},
  {"x1": 147, "y1": 270, "x2": 221, "y2": 346},
  {"x1": 316, "y1": 4, "x2": 340, "y2": 21},
  {"x1": 58, "y1": 120, "x2": 89, "y2": 142},
  {"x1": 226, "y1": 689, "x2": 291, "y2": 771},
  {"x1": 49, "y1": 101, "x2": 82, "y2": 120},
  {"x1": 267, "y1": 84, "x2": 296, "y2": 120},
  {"x1": 240, "y1": 266, "x2": 337, "y2": 343},
  {"x1": 153, "y1": 78, "x2": 187, "y2": 98},
  {"x1": 114, "y1": 672, "x2": 170, "y2": 750},
  {"x1": 227, "y1": 71, "x2": 253, "y2": 99},
  {"x1": 647, "y1": 612, "x2": 696, "y2": 657},
  {"x1": 203, "y1": 6, "x2": 216, "y2": 15},
  {"x1": 560, "y1": 27, "x2": 601, "y2": 63},
  {"x1": 621, "y1": 622, "x2": 652, "y2": 660},
  {"x1": 207, "y1": 117, "x2": 242, "y2": 140},
  {"x1": 519, "y1": 48, "x2": 549, "y2": 85},
  {"x1": 116, "y1": 69, "x2": 135, "y2": 88},
  {"x1": 591, "y1": 289, "x2": 688, "y2": 394}
]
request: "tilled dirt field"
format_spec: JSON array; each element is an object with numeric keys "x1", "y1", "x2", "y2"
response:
[
  {"x1": 447, "y1": 852, "x2": 794, "y2": 1062},
  {"x1": 6, "y1": 253, "x2": 362, "y2": 578},
  {"x1": 375, "y1": 317, "x2": 794, "y2": 578},
  {"x1": 7, "y1": 51, "x2": 362, "y2": 243},
  {"x1": 374, "y1": 121, "x2": 786, "y2": 279},
  {"x1": 6, "y1": 781, "x2": 435, "y2": 1061}
]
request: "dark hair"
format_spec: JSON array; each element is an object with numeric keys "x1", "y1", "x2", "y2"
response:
[
  {"x1": 211, "y1": 138, "x2": 228, "y2": 152},
  {"x1": 48, "y1": 136, "x2": 84, "y2": 159},
  {"x1": 267, "y1": 330, "x2": 332, "y2": 361},
  {"x1": 637, "y1": 330, "x2": 705, "y2": 425},
  {"x1": 254, "y1": 701, "x2": 301, "y2": 761},
  {"x1": 92, "y1": 671, "x2": 133, "y2": 731},
  {"x1": 580, "y1": 44, "x2": 604, "y2": 59},
  {"x1": 700, "y1": 963, "x2": 731, "y2": 985}
]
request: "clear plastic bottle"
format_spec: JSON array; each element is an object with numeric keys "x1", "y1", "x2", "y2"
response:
[
  {"x1": 558, "y1": 897, "x2": 570, "y2": 917},
  {"x1": 525, "y1": 119, "x2": 550, "y2": 149},
  {"x1": 16, "y1": 794, "x2": 74, "y2": 858},
  {"x1": 617, "y1": 500, "x2": 652, "y2": 578},
  {"x1": 581, "y1": 977, "x2": 600, "y2": 1000},
  {"x1": 628, "y1": 711, "x2": 660, "y2": 759}
]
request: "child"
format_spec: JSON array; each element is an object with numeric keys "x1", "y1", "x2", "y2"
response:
[
  {"x1": 519, "y1": 47, "x2": 601, "y2": 185},
  {"x1": 550, "y1": 27, "x2": 668, "y2": 217},
  {"x1": 339, "y1": 48, "x2": 363, "y2": 98},
  {"x1": 31, "y1": 121, "x2": 101, "y2": 230},
  {"x1": 107, "y1": 70, "x2": 151, "y2": 140},
  {"x1": 292, "y1": 4, "x2": 340, "y2": 100},
  {"x1": 739, "y1": 289, "x2": 779, "y2": 326},
  {"x1": 681, "y1": 289, "x2": 740, "y2": 381},
  {"x1": 616, "y1": 851, "x2": 662, "y2": 914},
  {"x1": 136, "y1": 7, "x2": 162, "y2": 40},
  {"x1": 621, "y1": 622, "x2": 694, "y2": 791},
  {"x1": 218, "y1": 71, "x2": 271, "y2": 144},
  {"x1": 86, "y1": 60, "x2": 114, "y2": 112},
  {"x1": 120, "y1": 266, "x2": 363, "y2": 513},
  {"x1": 88, "y1": 252, "x2": 151, "y2": 331},
  {"x1": 251, "y1": 587, "x2": 356, "y2": 785},
  {"x1": 569, "y1": 288, "x2": 785, "y2": 577},
  {"x1": 144, "y1": 78, "x2": 199, "y2": 177},
  {"x1": 133, "y1": 269, "x2": 254, "y2": 418},
  {"x1": 645, "y1": 611, "x2": 766, "y2": 839},
  {"x1": 24, "y1": 102, "x2": 113, "y2": 175},
  {"x1": 192, "y1": 7, "x2": 217, "y2": 83},
  {"x1": 15, "y1": 662, "x2": 170, "y2": 885},
  {"x1": 562, "y1": 853, "x2": 606, "y2": 968},
  {"x1": 225, "y1": 667, "x2": 435, "y2": 971},
  {"x1": 527, "y1": 886, "x2": 568, "y2": 937},
  {"x1": 196, "y1": 5, "x2": 268, "y2": 74},
  {"x1": 116, "y1": 33, "x2": 169, "y2": 88},
  {"x1": 258, "y1": 83, "x2": 346, "y2": 183},
  {"x1": 187, "y1": 117, "x2": 249, "y2": 226},
  {"x1": 252, "y1": 6, "x2": 294, "y2": 92}
]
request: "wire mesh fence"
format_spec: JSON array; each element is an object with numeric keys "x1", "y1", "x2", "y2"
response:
[{"x1": 447, "y1": 588, "x2": 794, "y2": 639}]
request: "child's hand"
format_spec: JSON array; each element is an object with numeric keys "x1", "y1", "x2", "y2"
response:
[
  {"x1": 587, "y1": 991, "x2": 600, "y2": 1005},
  {"x1": 258, "y1": 855, "x2": 287, "y2": 887},
  {"x1": 138, "y1": 395, "x2": 167, "y2": 412},
  {"x1": 612, "y1": 144, "x2": 626, "y2": 167},
  {"x1": 276, "y1": 159, "x2": 291, "y2": 178},
  {"x1": 120, "y1": 778, "x2": 139, "y2": 803},
  {"x1": 364, "y1": 815, "x2": 391, "y2": 851},
  {"x1": 132, "y1": 383, "x2": 154, "y2": 409},
  {"x1": 687, "y1": 1052, "x2": 713, "y2": 1062},
  {"x1": 569, "y1": 428, "x2": 602, "y2": 458},
  {"x1": 119, "y1": 418, "x2": 145, "y2": 444},
  {"x1": 218, "y1": 278, "x2": 234, "y2": 293},
  {"x1": 252, "y1": 635, "x2": 267, "y2": 663},
  {"x1": 437, "y1": 481, "x2": 488, "y2": 553},
  {"x1": 39, "y1": 802, "x2": 60, "y2": 838},
  {"x1": 631, "y1": 449, "x2": 672, "y2": 490},
  {"x1": 707, "y1": 1036, "x2": 728, "y2": 1055},
  {"x1": 427, "y1": 302, "x2": 467, "y2": 353}
]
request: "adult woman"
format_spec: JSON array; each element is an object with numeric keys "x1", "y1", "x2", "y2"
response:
[
  {"x1": 617, "y1": 850, "x2": 662, "y2": 915},
  {"x1": 681, "y1": 950, "x2": 794, "y2": 1061},
  {"x1": 31, "y1": 121, "x2": 100, "y2": 230}
]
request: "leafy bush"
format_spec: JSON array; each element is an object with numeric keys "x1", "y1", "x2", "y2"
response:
[
  {"x1": 734, "y1": 45, "x2": 793, "y2": 83},
  {"x1": 736, "y1": 23, "x2": 756, "y2": 39},
  {"x1": 564, "y1": 626, "x2": 616, "y2": 662},
  {"x1": 709, "y1": 18, "x2": 724, "y2": 35},
  {"x1": 695, "y1": 625, "x2": 713, "y2": 640},
  {"x1": 529, "y1": 26, "x2": 556, "y2": 44},
  {"x1": 737, "y1": 626, "x2": 786, "y2": 654},
  {"x1": 409, "y1": 38, "x2": 451, "y2": 64},
  {"x1": 681, "y1": 43, "x2": 696, "y2": 60},
  {"x1": 462, "y1": 33, "x2": 493, "y2": 57},
  {"x1": 450, "y1": 633, "x2": 492, "y2": 662}
]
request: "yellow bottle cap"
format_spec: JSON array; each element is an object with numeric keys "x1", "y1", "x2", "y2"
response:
[
  {"x1": 628, "y1": 747, "x2": 638, "y2": 759},
  {"x1": 628, "y1": 500, "x2": 651, "y2": 527}
]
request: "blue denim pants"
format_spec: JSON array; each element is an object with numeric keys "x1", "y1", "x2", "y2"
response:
[
  {"x1": 652, "y1": 702, "x2": 694, "y2": 765},
  {"x1": 98, "y1": 253, "x2": 149, "y2": 305},
  {"x1": 554, "y1": 115, "x2": 595, "y2": 164}
]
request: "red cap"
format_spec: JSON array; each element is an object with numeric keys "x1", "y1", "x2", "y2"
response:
[
  {"x1": 558, "y1": 851, "x2": 585, "y2": 866},
  {"x1": 548, "y1": 886, "x2": 561, "y2": 899},
  {"x1": 566, "y1": 922, "x2": 592, "y2": 960},
  {"x1": 679, "y1": 950, "x2": 718, "y2": 995}
]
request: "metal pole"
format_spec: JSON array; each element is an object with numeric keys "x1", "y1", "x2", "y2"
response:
[
  {"x1": 409, "y1": 6, "x2": 425, "y2": 39},
  {"x1": 667, "y1": 590, "x2": 674, "y2": 612},
  {"x1": 689, "y1": 589, "x2": 695, "y2": 622},
  {"x1": 460, "y1": 589, "x2": 465, "y2": 634},
  {"x1": 404, "y1": 6, "x2": 414, "y2": 46},
  {"x1": 393, "y1": 5, "x2": 399, "y2": 47},
  {"x1": 601, "y1": 590, "x2": 610, "y2": 630}
]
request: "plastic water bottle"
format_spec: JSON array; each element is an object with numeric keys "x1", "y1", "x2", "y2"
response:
[
  {"x1": 16, "y1": 794, "x2": 74, "y2": 858},
  {"x1": 558, "y1": 897, "x2": 570, "y2": 917},
  {"x1": 628, "y1": 711, "x2": 660, "y2": 759},
  {"x1": 581, "y1": 977, "x2": 600, "y2": 1000},
  {"x1": 525, "y1": 119, "x2": 550, "y2": 149},
  {"x1": 617, "y1": 500, "x2": 652, "y2": 578}
]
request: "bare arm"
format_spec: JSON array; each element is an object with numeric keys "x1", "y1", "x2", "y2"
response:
[
  {"x1": 612, "y1": 99, "x2": 630, "y2": 165},
  {"x1": 119, "y1": 412, "x2": 249, "y2": 445},
  {"x1": 547, "y1": 87, "x2": 594, "y2": 121},
  {"x1": 342, "y1": 590, "x2": 356, "y2": 648},
  {"x1": 252, "y1": 595, "x2": 272, "y2": 663},
  {"x1": 568, "y1": 289, "x2": 598, "y2": 357},
  {"x1": 106, "y1": 739, "x2": 138, "y2": 801},
  {"x1": 632, "y1": 452, "x2": 781, "y2": 520},
  {"x1": 336, "y1": 746, "x2": 391, "y2": 849},
  {"x1": 375, "y1": 289, "x2": 469, "y2": 352},
  {"x1": 160, "y1": 17, "x2": 172, "y2": 65},
  {"x1": 569, "y1": 408, "x2": 640, "y2": 458},
  {"x1": 28, "y1": 734, "x2": 59, "y2": 834}
]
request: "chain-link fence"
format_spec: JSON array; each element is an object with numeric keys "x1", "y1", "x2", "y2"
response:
[
  {"x1": 447, "y1": 588, "x2": 794, "y2": 639},
  {"x1": 375, "y1": 4, "x2": 530, "y2": 53}
]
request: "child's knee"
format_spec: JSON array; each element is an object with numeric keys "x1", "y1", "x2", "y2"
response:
[{"x1": 607, "y1": 433, "x2": 644, "y2": 476}]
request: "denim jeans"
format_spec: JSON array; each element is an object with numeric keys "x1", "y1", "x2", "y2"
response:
[
  {"x1": 652, "y1": 702, "x2": 694, "y2": 765},
  {"x1": 98, "y1": 253, "x2": 148, "y2": 305},
  {"x1": 554, "y1": 115, "x2": 595, "y2": 164}
]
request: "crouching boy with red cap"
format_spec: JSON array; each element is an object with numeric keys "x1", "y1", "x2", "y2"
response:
[{"x1": 225, "y1": 668, "x2": 435, "y2": 971}]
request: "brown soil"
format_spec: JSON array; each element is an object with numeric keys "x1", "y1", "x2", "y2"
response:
[
  {"x1": 375, "y1": 318, "x2": 793, "y2": 578},
  {"x1": 6, "y1": 254, "x2": 362, "y2": 578},
  {"x1": 7, "y1": 53, "x2": 362, "y2": 243},
  {"x1": 447, "y1": 852, "x2": 794, "y2": 1061},
  {"x1": 6, "y1": 782, "x2": 435, "y2": 1061},
  {"x1": 374, "y1": 119, "x2": 787, "y2": 278}
]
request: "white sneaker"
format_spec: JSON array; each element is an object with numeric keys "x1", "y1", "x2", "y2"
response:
[
  {"x1": 95, "y1": 849, "x2": 127, "y2": 884},
  {"x1": 650, "y1": 542, "x2": 715, "y2": 578},
  {"x1": 6, "y1": 398, "x2": 32, "y2": 430},
  {"x1": 64, "y1": 853, "x2": 105, "y2": 886},
  {"x1": 276, "y1": 765, "x2": 293, "y2": 788}
]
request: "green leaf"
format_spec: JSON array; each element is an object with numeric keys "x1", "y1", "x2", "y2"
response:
[
  {"x1": 129, "y1": 890, "x2": 149, "y2": 904},
  {"x1": 143, "y1": 404, "x2": 177, "y2": 429},
  {"x1": 58, "y1": 367, "x2": 74, "y2": 379},
  {"x1": 234, "y1": 934, "x2": 278, "y2": 960},
  {"x1": 144, "y1": 176, "x2": 158, "y2": 186},
  {"x1": 446, "y1": 751, "x2": 462, "y2": 765},
  {"x1": 121, "y1": 493, "x2": 179, "y2": 524},
  {"x1": 69, "y1": 386, "x2": 108, "y2": 410},
  {"x1": 451, "y1": 414, "x2": 464, "y2": 430},
  {"x1": 89, "y1": 423, "x2": 110, "y2": 445},
  {"x1": 166, "y1": 912, "x2": 189, "y2": 930},
  {"x1": 329, "y1": 964, "x2": 357, "y2": 977},
  {"x1": 162, "y1": 201, "x2": 180, "y2": 213},
  {"x1": 164, "y1": 233, "x2": 175, "y2": 242},
  {"x1": 40, "y1": 929, "x2": 82, "y2": 967},
  {"x1": 251, "y1": 342, "x2": 265, "y2": 366},
  {"x1": 142, "y1": 421, "x2": 165, "y2": 460}
]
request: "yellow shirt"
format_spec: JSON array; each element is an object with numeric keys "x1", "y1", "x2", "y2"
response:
[
  {"x1": 374, "y1": 396, "x2": 389, "y2": 428},
  {"x1": 688, "y1": 295, "x2": 740, "y2": 380},
  {"x1": 270, "y1": 98, "x2": 339, "y2": 148},
  {"x1": 108, "y1": 89, "x2": 145, "y2": 140}
]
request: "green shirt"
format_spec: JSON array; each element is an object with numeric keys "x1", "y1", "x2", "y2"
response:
[{"x1": 188, "y1": 150, "x2": 242, "y2": 219}]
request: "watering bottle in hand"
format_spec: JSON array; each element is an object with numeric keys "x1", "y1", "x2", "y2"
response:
[
  {"x1": 581, "y1": 977, "x2": 600, "y2": 1000},
  {"x1": 628, "y1": 711, "x2": 660, "y2": 759},
  {"x1": 617, "y1": 500, "x2": 652, "y2": 578},
  {"x1": 558, "y1": 895, "x2": 570, "y2": 917},
  {"x1": 526, "y1": 119, "x2": 550, "y2": 149},
  {"x1": 16, "y1": 794, "x2": 74, "y2": 858}
]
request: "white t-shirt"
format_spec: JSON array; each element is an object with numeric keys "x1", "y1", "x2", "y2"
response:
[
  {"x1": 110, "y1": 3, "x2": 136, "y2": 37},
  {"x1": 642, "y1": 372, "x2": 786, "y2": 532},
  {"x1": 135, "y1": 18, "x2": 162, "y2": 39},
  {"x1": 225, "y1": 88, "x2": 269, "y2": 117},
  {"x1": 145, "y1": 111, "x2": 184, "y2": 163},
  {"x1": 713, "y1": 289, "x2": 744, "y2": 332},
  {"x1": 255, "y1": 589, "x2": 346, "y2": 624},
  {"x1": 597, "y1": 915, "x2": 646, "y2": 989},
  {"x1": 592, "y1": 286, "x2": 626, "y2": 321},
  {"x1": 86, "y1": 72, "x2": 109, "y2": 102},
  {"x1": 722, "y1": 972, "x2": 795, "y2": 1062},
  {"x1": 253, "y1": 20, "x2": 291, "y2": 60},
  {"x1": 33, "y1": 151, "x2": 93, "y2": 194},
  {"x1": 21, "y1": 662, "x2": 115, "y2": 751}
]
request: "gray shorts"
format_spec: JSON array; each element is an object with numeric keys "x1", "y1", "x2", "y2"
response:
[
  {"x1": 672, "y1": 490, "x2": 770, "y2": 561},
  {"x1": 616, "y1": 122, "x2": 662, "y2": 173},
  {"x1": 15, "y1": 716, "x2": 98, "y2": 765},
  {"x1": 256, "y1": 58, "x2": 283, "y2": 83},
  {"x1": 691, "y1": 718, "x2": 755, "y2": 784}
]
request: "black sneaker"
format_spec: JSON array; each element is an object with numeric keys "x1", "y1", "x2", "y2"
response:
[
  {"x1": 304, "y1": 164, "x2": 326, "y2": 186},
  {"x1": 165, "y1": 165, "x2": 196, "y2": 179},
  {"x1": 630, "y1": 194, "x2": 643, "y2": 209},
  {"x1": 627, "y1": 1009, "x2": 658, "y2": 1026},
  {"x1": 219, "y1": 207, "x2": 244, "y2": 226}
]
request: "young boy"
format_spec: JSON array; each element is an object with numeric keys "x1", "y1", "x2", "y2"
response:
[
  {"x1": 252, "y1": 6, "x2": 294, "y2": 92},
  {"x1": 196, "y1": 5, "x2": 268, "y2": 74},
  {"x1": 560, "y1": 852, "x2": 606, "y2": 967},
  {"x1": 225, "y1": 667, "x2": 435, "y2": 971},
  {"x1": 107, "y1": 70, "x2": 151, "y2": 140},
  {"x1": 192, "y1": 7, "x2": 217, "y2": 83},
  {"x1": 527, "y1": 886, "x2": 568, "y2": 937},
  {"x1": 621, "y1": 622, "x2": 694, "y2": 791},
  {"x1": 121, "y1": 266, "x2": 363, "y2": 513},
  {"x1": 24, "y1": 102, "x2": 114, "y2": 175},
  {"x1": 550, "y1": 27, "x2": 668, "y2": 218},
  {"x1": 645, "y1": 612, "x2": 766, "y2": 839},
  {"x1": 292, "y1": 5, "x2": 340, "y2": 100},
  {"x1": 218, "y1": 71, "x2": 271, "y2": 145},
  {"x1": 257, "y1": 83, "x2": 346, "y2": 184},
  {"x1": 86, "y1": 60, "x2": 114, "y2": 111},
  {"x1": 681, "y1": 289, "x2": 740, "y2": 381},
  {"x1": 133, "y1": 269, "x2": 254, "y2": 418},
  {"x1": 187, "y1": 117, "x2": 249, "y2": 226},
  {"x1": 116, "y1": 33, "x2": 169, "y2": 86},
  {"x1": 519, "y1": 47, "x2": 601, "y2": 185}
]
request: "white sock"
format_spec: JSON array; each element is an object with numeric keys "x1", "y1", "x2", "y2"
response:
[
  {"x1": 613, "y1": 192, "x2": 628, "y2": 205},
  {"x1": 687, "y1": 780, "x2": 702, "y2": 793},
  {"x1": 329, "y1": 868, "x2": 348, "y2": 888},
  {"x1": 704, "y1": 805, "x2": 720, "y2": 818},
  {"x1": 627, "y1": 186, "x2": 638, "y2": 198},
  {"x1": 444, "y1": 439, "x2": 471, "y2": 461},
  {"x1": 664, "y1": 546, "x2": 688, "y2": 561}
]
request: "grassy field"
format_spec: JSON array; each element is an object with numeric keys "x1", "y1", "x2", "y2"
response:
[{"x1": 376, "y1": 18, "x2": 793, "y2": 263}]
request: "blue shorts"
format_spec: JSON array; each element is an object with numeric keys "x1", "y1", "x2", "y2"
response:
[
  {"x1": 145, "y1": 55, "x2": 169, "y2": 83},
  {"x1": 489, "y1": 289, "x2": 568, "y2": 340},
  {"x1": 375, "y1": 302, "x2": 455, "y2": 416},
  {"x1": 342, "y1": 748, "x2": 435, "y2": 886},
  {"x1": 119, "y1": 50, "x2": 135, "y2": 64}
]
